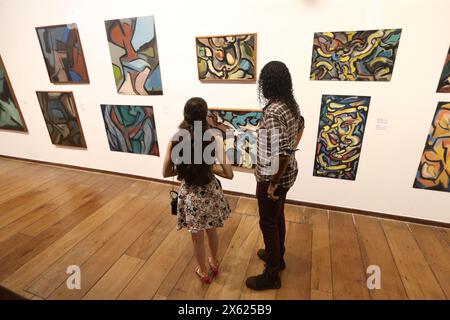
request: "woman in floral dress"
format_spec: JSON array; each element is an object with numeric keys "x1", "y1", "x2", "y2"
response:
[{"x1": 163, "y1": 97, "x2": 233, "y2": 284}]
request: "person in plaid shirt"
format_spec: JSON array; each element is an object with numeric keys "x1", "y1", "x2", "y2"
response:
[{"x1": 246, "y1": 61, "x2": 305, "y2": 291}]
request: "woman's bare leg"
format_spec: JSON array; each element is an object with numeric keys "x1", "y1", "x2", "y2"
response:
[
  {"x1": 191, "y1": 231, "x2": 207, "y2": 274},
  {"x1": 206, "y1": 228, "x2": 219, "y2": 265}
]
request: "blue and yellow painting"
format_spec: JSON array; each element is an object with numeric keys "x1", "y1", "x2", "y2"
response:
[
  {"x1": 197, "y1": 34, "x2": 257, "y2": 81},
  {"x1": 310, "y1": 29, "x2": 402, "y2": 81},
  {"x1": 414, "y1": 102, "x2": 450, "y2": 192},
  {"x1": 314, "y1": 95, "x2": 371, "y2": 180},
  {"x1": 208, "y1": 109, "x2": 262, "y2": 169}
]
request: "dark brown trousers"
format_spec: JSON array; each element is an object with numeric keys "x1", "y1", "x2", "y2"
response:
[{"x1": 256, "y1": 181, "x2": 289, "y2": 271}]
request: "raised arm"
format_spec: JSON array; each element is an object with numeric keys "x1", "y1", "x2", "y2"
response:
[{"x1": 213, "y1": 136, "x2": 234, "y2": 180}]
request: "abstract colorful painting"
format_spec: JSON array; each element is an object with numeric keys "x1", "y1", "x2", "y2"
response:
[
  {"x1": 413, "y1": 102, "x2": 450, "y2": 192},
  {"x1": 0, "y1": 56, "x2": 27, "y2": 131},
  {"x1": 36, "y1": 24, "x2": 89, "y2": 84},
  {"x1": 313, "y1": 95, "x2": 371, "y2": 180},
  {"x1": 101, "y1": 105, "x2": 159, "y2": 156},
  {"x1": 208, "y1": 109, "x2": 262, "y2": 169},
  {"x1": 436, "y1": 46, "x2": 450, "y2": 93},
  {"x1": 105, "y1": 16, "x2": 163, "y2": 95},
  {"x1": 36, "y1": 91, "x2": 86, "y2": 148},
  {"x1": 310, "y1": 29, "x2": 402, "y2": 81},
  {"x1": 196, "y1": 33, "x2": 257, "y2": 81}
]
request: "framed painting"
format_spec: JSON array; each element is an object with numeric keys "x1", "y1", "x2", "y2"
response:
[
  {"x1": 101, "y1": 104, "x2": 159, "y2": 156},
  {"x1": 313, "y1": 95, "x2": 371, "y2": 180},
  {"x1": 105, "y1": 15, "x2": 163, "y2": 95},
  {"x1": 310, "y1": 29, "x2": 402, "y2": 81},
  {"x1": 36, "y1": 91, "x2": 87, "y2": 148},
  {"x1": 0, "y1": 55, "x2": 27, "y2": 132},
  {"x1": 36, "y1": 23, "x2": 89, "y2": 84},
  {"x1": 207, "y1": 108, "x2": 262, "y2": 170},
  {"x1": 196, "y1": 33, "x2": 257, "y2": 81},
  {"x1": 436, "y1": 46, "x2": 450, "y2": 93},
  {"x1": 413, "y1": 101, "x2": 450, "y2": 192}
]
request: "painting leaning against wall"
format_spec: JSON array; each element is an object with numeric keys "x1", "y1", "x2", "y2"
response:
[
  {"x1": 36, "y1": 24, "x2": 89, "y2": 84},
  {"x1": 105, "y1": 15, "x2": 163, "y2": 95},
  {"x1": 101, "y1": 104, "x2": 159, "y2": 156},
  {"x1": 313, "y1": 95, "x2": 371, "y2": 180},
  {"x1": 413, "y1": 102, "x2": 450, "y2": 192},
  {"x1": 36, "y1": 91, "x2": 86, "y2": 148},
  {"x1": 0, "y1": 56, "x2": 27, "y2": 132},
  {"x1": 436, "y1": 46, "x2": 450, "y2": 93},
  {"x1": 196, "y1": 33, "x2": 257, "y2": 81},
  {"x1": 310, "y1": 29, "x2": 402, "y2": 81},
  {"x1": 207, "y1": 109, "x2": 262, "y2": 169}
]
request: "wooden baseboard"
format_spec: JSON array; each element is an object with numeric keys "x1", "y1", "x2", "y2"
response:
[{"x1": 1, "y1": 154, "x2": 448, "y2": 228}]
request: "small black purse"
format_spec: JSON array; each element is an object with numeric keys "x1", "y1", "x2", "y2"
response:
[
  {"x1": 170, "y1": 190, "x2": 178, "y2": 215},
  {"x1": 170, "y1": 165, "x2": 178, "y2": 216}
]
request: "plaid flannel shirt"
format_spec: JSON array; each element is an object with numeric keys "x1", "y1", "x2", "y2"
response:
[{"x1": 255, "y1": 101, "x2": 304, "y2": 189}]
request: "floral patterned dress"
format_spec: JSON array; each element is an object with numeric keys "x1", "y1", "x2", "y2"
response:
[{"x1": 177, "y1": 178, "x2": 231, "y2": 233}]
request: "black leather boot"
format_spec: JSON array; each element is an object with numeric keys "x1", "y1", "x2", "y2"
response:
[
  {"x1": 257, "y1": 249, "x2": 286, "y2": 270},
  {"x1": 245, "y1": 266, "x2": 281, "y2": 290}
]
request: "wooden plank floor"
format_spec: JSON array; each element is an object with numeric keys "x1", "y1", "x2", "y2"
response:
[{"x1": 0, "y1": 157, "x2": 448, "y2": 300}]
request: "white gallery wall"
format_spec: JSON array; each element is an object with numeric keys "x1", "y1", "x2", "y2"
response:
[{"x1": 0, "y1": 0, "x2": 449, "y2": 223}]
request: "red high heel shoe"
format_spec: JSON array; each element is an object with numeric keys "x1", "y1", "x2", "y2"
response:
[
  {"x1": 195, "y1": 266, "x2": 211, "y2": 284},
  {"x1": 208, "y1": 257, "x2": 219, "y2": 276}
]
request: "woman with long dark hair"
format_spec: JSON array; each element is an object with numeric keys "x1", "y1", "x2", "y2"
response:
[
  {"x1": 162, "y1": 97, "x2": 233, "y2": 284},
  {"x1": 246, "y1": 61, "x2": 305, "y2": 290}
]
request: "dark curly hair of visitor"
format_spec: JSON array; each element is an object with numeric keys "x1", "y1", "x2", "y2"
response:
[
  {"x1": 258, "y1": 61, "x2": 301, "y2": 119},
  {"x1": 173, "y1": 97, "x2": 214, "y2": 186}
]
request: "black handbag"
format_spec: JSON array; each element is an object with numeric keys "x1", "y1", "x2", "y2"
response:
[
  {"x1": 170, "y1": 165, "x2": 178, "y2": 215},
  {"x1": 170, "y1": 190, "x2": 178, "y2": 215}
]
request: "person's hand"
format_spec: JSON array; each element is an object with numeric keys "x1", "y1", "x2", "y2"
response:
[
  {"x1": 267, "y1": 182, "x2": 279, "y2": 201},
  {"x1": 207, "y1": 114, "x2": 220, "y2": 128}
]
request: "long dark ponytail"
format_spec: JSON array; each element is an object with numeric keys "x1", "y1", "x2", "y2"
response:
[{"x1": 174, "y1": 97, "x2": 214, "y2": 186}]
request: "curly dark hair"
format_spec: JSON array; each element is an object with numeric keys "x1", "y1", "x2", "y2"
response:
[
  {"x1": 174, "y1": 97, "x2": 214, "y2": 186},
  {"x1": 258, "y1": 61, "x2": 301, "y2": 119}
]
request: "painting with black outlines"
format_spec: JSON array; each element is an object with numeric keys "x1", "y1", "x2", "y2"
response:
[
  {"x1": 313, "y1": 95, "x2": 371, "y2": 180},
  {"x1": 207, "y1": 109, "x2": 262, "y2": 169},
  {"x1": 105, "y1": 15, "x2": 163, "y2": 95},
  {"x1": 101, "y1": 104, "x2": 159, "y2": 156},
  {"x1": 36, "y1": 91, "x2": 86, "y2": 148},
  {"x1": 436, "y1": 46, "x2": 450, "y2": 93},
  {"x1": 0, "y1": 56, "x2": 27, "y2": 131},
  {"x1": 196, "y1": 34, "x2": 256, "y2": 81},
  {"x1": 413, "y1": 101, "x2": 450, "y2": 192},
  {"x1": 310, "y1": 29, "x2": 402, "y2": 81},
  {"x1": 36, "y1": 24, "x2": 89, "y2": 84}
]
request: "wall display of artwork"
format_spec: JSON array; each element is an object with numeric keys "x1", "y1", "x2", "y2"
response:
[
  {"x1": 313, "y1": 95, "x2": 371, "y2": 180},
  {"x1": 413, "y1": 102, "x2": 450, "y2": 192},
  {"x1": 0, "y1": 56, "x2": 27, "y2": 132},
  {"x1": 36, "y1": 24, "x2": 89, "y2": 84},
  {"x1": 36, "y1": 91, "x2": 87, "y2": 148},
  {"x1": 196, "y1": 33, "x2": 257, "y2": 81},
  {"x1": 101, "y1": 104, "x2": 159, "y2": 156},
  {"x1": 310, "y1": 29, "x2": 402, "y2": 81},
  {"x1": 436, "y1": 46, "x2": 450, "y2": 93},
  {"x1": 105, "y1": 15, "x2": 163, "y2": 95},
  {"x1": 207, "y1": 109, "x2": 262, "y2": 169}
]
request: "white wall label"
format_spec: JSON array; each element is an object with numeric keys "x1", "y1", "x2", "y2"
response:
[{"x1": 375, "y1": 118, "x2": 388, "y2": 131}]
